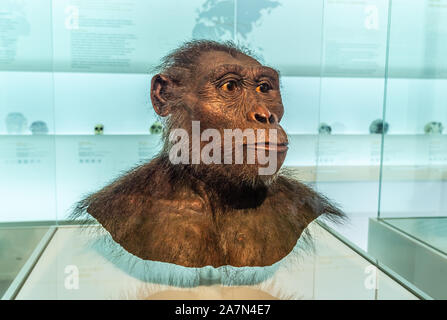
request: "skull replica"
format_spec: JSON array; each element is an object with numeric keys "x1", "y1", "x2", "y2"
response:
[
  {"x1": 5, "y1": 112, "x2": 27, "y2": 134},
  {"x1": 369, "y1": 119, "x2": 389, "y2": 134},
  {"x1": 94, "y1": 124, "x2": 104, "y2": 135},
  {"x1": 424, "y1": 122, "x2": 444, "y2": 135},
  {"x1": 30, "y1": 121, "x2": 49, "y2": 135},
  {"x1": 149, "y1": 121, "x2": 163, "y2": 134},
  {"x1": 318, "y1": 122, "x2": 332, "y2": 135}
]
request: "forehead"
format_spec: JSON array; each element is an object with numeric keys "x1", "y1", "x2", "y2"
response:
[
  {"x1": 199, "y1": 50, "x2": 261, "y2": 67},
  {"x1": 195, "y1": 50, "x2": 278, "y2": 80}
]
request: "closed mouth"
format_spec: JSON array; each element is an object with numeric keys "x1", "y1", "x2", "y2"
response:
[{"x1": 244, "y1": 142, "x2": 289, "y2": 153}]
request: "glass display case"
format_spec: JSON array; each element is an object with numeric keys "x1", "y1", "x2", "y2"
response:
[{"x1": 0, "y1": 0, "x2": 445, "y2": 300}]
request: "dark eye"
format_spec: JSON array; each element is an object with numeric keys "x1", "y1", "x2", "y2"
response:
[
  {"x1": 256, "y1": 82, "x2": 271, "y2": 93},
  {"x1": 221, "y1": 80, "x2": 237, "y2": 92}
]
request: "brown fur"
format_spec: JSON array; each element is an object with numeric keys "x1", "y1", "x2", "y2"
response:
[{"x1": 71, "y1": 40, "x2": 345, "y2": 268}]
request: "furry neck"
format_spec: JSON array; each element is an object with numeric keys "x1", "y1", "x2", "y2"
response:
[{"x1": 155, "y1": 152, "x2": 269, "y2": 210}]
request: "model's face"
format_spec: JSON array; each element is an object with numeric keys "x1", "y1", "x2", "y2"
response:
[{"x1": 152, "y1": 50, "x2": 289, "y2": 183}]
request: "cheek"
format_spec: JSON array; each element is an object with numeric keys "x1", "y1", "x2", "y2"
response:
[{"x1": 195, "y1": 98, "x2": 244, "y2": 129}]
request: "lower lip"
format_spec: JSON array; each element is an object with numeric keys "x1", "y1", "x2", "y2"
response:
[{"x1": 245, "y1": 144, "x2": 289, "y2": 153}]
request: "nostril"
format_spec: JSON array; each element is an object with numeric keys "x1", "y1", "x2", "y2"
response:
[
  {"x1": 268, "y1": 114, "x2": 276, "y2": 124},
  {"x1": 255, "y1": 113, "x2": 268, "y2": 124}
]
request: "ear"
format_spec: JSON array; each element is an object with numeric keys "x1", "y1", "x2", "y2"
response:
[{"x1": 151, "y1": 74, "x2": 174, "y2": 117}]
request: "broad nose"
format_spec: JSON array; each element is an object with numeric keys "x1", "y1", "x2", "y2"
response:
[{"x1": 248, "y1": 107, "x2": 277, "y2": 125}]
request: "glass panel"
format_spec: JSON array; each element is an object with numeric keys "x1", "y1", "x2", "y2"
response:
[
  {"x1": 315, "y1": 0, "x2": 390, "y2": 251},
  {"x1": 372, "y1": 0, "x2": 447, "y2": 299},
  {"x1": 0, "y1": 0, "x2": 56, "y2": 297},
  {"x1": 0, "y1": 0, "x2": 431, "y2": 300}
]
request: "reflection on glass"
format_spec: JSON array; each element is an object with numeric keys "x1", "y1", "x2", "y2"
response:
[
  {"x1": 373, "y1": 0, "x2": 447, "y2": 300},
  {"x1": 0, "y1": 225, "x2": 49, "y2": 297}
]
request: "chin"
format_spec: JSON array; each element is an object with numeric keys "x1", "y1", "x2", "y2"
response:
[{"x1": 232, "y1": 163, "x2": 283, "y2": 188}]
